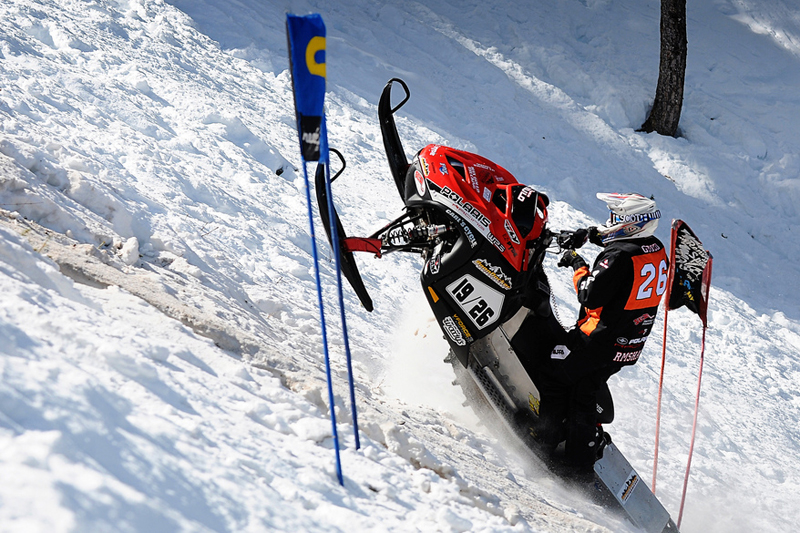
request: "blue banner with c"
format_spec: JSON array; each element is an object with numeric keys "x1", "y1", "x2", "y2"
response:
[{"x1": 286, "y1": 14, "x2": 327, "y2": 162}]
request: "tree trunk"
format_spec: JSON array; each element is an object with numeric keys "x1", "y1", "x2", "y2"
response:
[{"x1": 640, "y1": 0, "x2": 687, "y2": 137}]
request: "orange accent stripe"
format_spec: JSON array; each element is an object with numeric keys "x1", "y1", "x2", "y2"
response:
[
  {"x1": 579, "y1": 306, "x2": 603, "y2": 335},
  {"x1": 427, "y1": 286, "x2": 439, "y2": 303},
  {"x1": 572, "y1": 265, "x2": 590, "y2": 293}
]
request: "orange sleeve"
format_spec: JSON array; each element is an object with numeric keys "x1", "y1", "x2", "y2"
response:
[
  {"x1": 578, "y1": 307, "x2": 603, "y2": 336},
  {"x1": 572, "y1": 265, "x2": 590, "y2": 293}
]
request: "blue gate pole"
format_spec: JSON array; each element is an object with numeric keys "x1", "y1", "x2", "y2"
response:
[
  {"x1": 320, "y1": 122, "x2": 360, "y2": 449},
  {"x1": 300, "y1": 158, "x2": 344, "y2": 486},
  {"x1": 286, "y1": 13, "x2": 344, "y2": 486}
]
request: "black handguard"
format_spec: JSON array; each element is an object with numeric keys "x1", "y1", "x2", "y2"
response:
[
  {"x1": 558, "y1": 249, "x2": 587, "y2": 270},
  {"x1": 557, "y1": 228, "x2": 589, "y2": 250},
  {"x1": 588, "y1": 226, "x2": 604, "y2": 246},
  {"x1": 571, "y1": 228, "x2": 589, "y2": 249},
  {"x1": 556, "y1": 229, "x2": 589, "y2": 250}
]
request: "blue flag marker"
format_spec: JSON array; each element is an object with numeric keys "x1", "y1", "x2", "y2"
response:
[
  {"x1": 287, "y1": 14, "x2": 328, "y2": 162},
  {"x1": 287, "y1": 13, "x2": 361, "y2": 487}
]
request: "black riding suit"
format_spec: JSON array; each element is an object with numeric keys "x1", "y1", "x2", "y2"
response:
[{"x1": 523, "y1": 235, "x2": 668, "y2": 474}]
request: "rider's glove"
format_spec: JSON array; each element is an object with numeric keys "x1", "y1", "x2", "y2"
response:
[
  {"x1": 588, "y1": 226, "x2": 604, "y2": 247},
  {"x1": 558, "y1": 249, "x2": 587, "y2": 270},
  {"x1": 570, "y1": 228, "x2": 589, "y2": 249}
]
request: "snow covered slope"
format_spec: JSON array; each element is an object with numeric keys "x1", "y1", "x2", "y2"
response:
[{"x1": 1, "y1": 0, "x2": 798, "y2": 531}]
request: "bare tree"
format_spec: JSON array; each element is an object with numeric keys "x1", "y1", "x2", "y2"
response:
[{"x1": 640, "y1": 0, "x2": 687, "y2": 137}]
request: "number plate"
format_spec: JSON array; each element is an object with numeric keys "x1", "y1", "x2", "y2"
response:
[{"x1": 445, "y1": 274, "x2": 505, "y2": 330}]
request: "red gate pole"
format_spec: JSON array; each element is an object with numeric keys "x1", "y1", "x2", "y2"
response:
[
  {"x1": 652, "y1": 305, "x2": 670, "y2": 494},
  {"x1": 678, "y1": 324, "x2": 706, "y2": 527},
  {"x1": 652, "y1": 221, "x2": 679, "y2": 494},
  {"x1": 678, "y1": 254, "x2": 713, "y2": 527}
]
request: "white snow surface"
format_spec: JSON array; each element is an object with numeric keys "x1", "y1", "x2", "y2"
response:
[{"x1": 1, "y1": 0, "x2": 799, "y2": 531}]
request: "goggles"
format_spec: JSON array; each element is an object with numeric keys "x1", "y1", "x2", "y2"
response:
[{"x1": 607, "y1": 209, "x2": 661, "y2": 226}]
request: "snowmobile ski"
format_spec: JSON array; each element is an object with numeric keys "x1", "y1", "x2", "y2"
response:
[
  {"x1": 595, "y1": 443, "x2": 679, "y2": 532},
  {"x1": 466, "y1": 324, "x2": 678, "y2": 533},
  {"x1": 378, "y1": 78, "x2": 411, "y2": 199},
  {"x1": 314, "y1": 149, "x2": 374, "y2": 311}
]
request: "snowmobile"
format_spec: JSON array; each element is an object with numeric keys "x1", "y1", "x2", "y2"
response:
[{"x1": 314, "y1": 78, "x2": 678, "y2": 533}]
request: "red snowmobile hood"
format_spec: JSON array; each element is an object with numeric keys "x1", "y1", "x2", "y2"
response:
[{"x1": 415, "y1": 144, "x2": 548, "y2": 272}]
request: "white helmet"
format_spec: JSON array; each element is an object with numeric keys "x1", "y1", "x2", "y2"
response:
[{"x1": 596, "y1": 193, "x2": 660, "y2": 244}]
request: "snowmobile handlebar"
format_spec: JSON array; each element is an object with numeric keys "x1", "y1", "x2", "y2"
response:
[{"x1": 553, "y1": 228, "x2": 589, "y2": 251}]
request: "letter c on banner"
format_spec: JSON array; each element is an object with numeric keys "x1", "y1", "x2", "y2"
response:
[{"x1": 305, "y1": 36, "x2": 326, "y2": 78}]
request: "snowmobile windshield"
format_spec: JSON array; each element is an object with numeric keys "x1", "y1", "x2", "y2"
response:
[{"x1": 509, "y1": 185, "x2": 547, "y2": 239}]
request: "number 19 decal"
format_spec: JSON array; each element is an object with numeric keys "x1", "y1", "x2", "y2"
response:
[
  {"x1": 446, "y1": 274, "x2": 505, "y2": 329},
  {"x1": 626, "y1": 256, "x2": 668, "y2": 310}
]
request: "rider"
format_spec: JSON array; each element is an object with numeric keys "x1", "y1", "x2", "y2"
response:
[{"x1": 535, "y1": 192, "x2": 668, "y2": 480}]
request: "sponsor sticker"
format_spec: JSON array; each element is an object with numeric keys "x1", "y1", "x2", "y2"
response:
[
  {"x1": 504, "y1": 219, "x2": 520, "y2": 245},
  {"x1": 528, "y1": 393, "x2": 540, "y2": 415},
  {"x1": 436, "y1": 185, "x2": 490, "y2": 228},
  {"x1": 612, "y1": 350, "x2": 642, "y2": 363},
  {"x1": 446, "y1": 209, "x2": 478, "y2": 248},
  {"x1": 623, "y1": 225, "x2": 640, "y2": 235},
  {"x1": 517, "y1": 186, "x2": 536, "y2": 201},
  {"x1": 433, "y1": 185, "x2": 504, "y2": 252},
  {"x1": 618, "y1": 471, "x2": 640, "y2": 503},
  {"x1": 414, "y1": 170, "x2": 426, "y2": 196},
  {"x1": 616, "y1": 336, "x2": 647, "y2": 346},
  {"x1": 419, "y1": 155, "x2": 430, "y2": 177},
  {"x1": 641, "y1": 243, "x2": 661, "y2": 253},
  {"x1": 467, "y1": 166, "x2": 480, "y2": 192},
  {"x1": 453, "y1": 314, "x2": 472, "y2": 340},
  {"x1": 487, "y1": 233, "x2": 506, "y2": 253},
  {"x1": 442, "y1": 316, "x2": 466, "y2": 346},
  {"x1": 550, "y1": 345, "x2": 570, "y2": 360},
  {"x1": 473, "y1": 259, "x2": 513, "y2": 290},
  {"x1": 428, "y1": 254, "x2": 441, "y2": 275}
]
